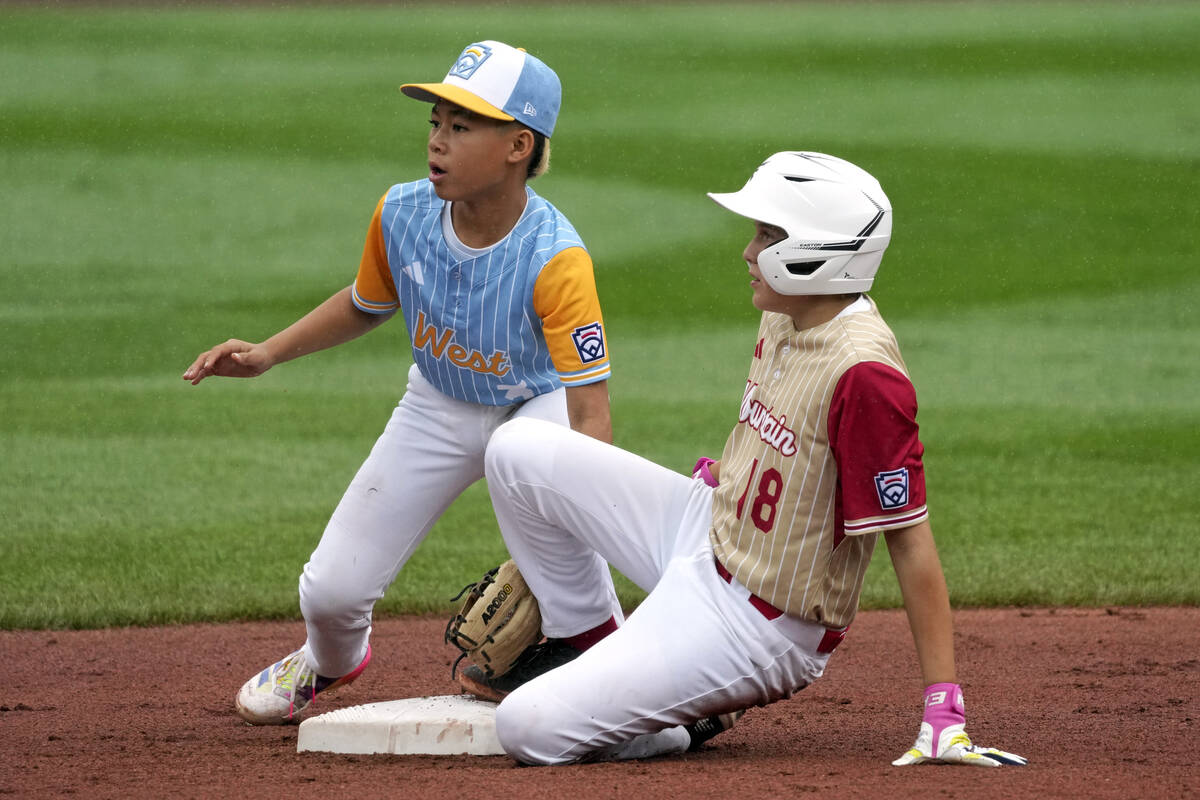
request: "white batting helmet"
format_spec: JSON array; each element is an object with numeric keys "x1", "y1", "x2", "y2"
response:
[{"x1": 707, "y1": 151, "x2": 892, "y2": 295}]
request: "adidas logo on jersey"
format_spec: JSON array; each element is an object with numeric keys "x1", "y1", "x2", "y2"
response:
[{"x1": 402, "y1": 261, "x2": 425, "y2": 286}]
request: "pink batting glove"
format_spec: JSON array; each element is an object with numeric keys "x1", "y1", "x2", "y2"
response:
[
  {"x1": 692, "y1": 457, "x2": 718, "y2": 487},
  {"x1": 892, "y1": 683, "x2": 1027, "y2": 767}
]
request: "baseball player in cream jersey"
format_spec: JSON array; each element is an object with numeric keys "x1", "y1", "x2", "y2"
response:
[
  {"x1": 182, "y1": 40, "x2": 620, "y2": 725},
  {"x1": 466, "y1": 152, "x2": 1027, "y2": 767}
]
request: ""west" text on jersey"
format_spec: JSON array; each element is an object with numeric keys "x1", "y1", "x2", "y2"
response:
[{"x1": 413, "y1": 311, "x2": 511, "y2": 377}]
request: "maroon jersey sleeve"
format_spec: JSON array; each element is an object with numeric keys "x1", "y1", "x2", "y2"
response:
[{"x1": 828, "y1": 361, "x2": 929, "y2": 535}]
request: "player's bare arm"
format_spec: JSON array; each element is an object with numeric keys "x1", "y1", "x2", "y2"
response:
[
  {"x1": 887, "y1": 519, "x2": 1027, "y2": 768},
  {"x1": 565, "y1": 380, "x2": 612, "y2": 443},
  {"x1": 884, "y1": 520, "x2": 956, "y2": 686},
  {"x1": 183, "y1": 286, "x2": 391, "y2": 385}
]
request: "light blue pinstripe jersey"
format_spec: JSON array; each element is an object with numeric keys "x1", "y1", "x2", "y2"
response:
[{"x1": 359, "y1": 179, "x2": 605, "y2": 406}]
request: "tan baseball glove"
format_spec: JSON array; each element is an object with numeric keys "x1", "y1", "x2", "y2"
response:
[{"x1": 445, "y1": 559, "x2": 543, "y2": 680}]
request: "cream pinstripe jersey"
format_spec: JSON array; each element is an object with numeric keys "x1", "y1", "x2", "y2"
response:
[{"x1": 709, "y1": 298, "x2": 928, "y2": 629}]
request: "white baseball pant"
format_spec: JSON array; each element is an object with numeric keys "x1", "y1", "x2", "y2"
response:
[
  {"x1": 296, "y1": 364, "x2": 619, "y2": 677},
  {"x1": 485, "y1": 417, "x2": 836, "y2": 764}
]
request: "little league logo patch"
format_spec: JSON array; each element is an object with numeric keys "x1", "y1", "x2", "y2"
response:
[
  {"x1": 874, "y1": 468, "x2": 909, "y2": 510},
  {"x1": 450, "y1": 44, "x2": 492, "y2": 80},
  {"x1": 571, "y1": 322, "x2": 606, "y2": 364}
]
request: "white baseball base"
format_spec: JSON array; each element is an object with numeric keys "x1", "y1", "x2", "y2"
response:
[{"x1": 296, "y1": 695, "x2": 505, "y2": 756}]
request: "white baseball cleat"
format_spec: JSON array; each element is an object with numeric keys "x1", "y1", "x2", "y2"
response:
[{"x1": 235, "y1": 645, "x2": 371, "y2": 725}]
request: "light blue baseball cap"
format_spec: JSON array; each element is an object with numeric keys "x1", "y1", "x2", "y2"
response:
[{"x1": 401, "y1": 41, "x2": 562, "y2": 138}]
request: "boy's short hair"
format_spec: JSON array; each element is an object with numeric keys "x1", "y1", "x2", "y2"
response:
[{"x1": 528, "y1": 132, "x2": 550, "y2": 179}]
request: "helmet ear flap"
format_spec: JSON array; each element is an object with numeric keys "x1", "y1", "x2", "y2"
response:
[{"x1": 784, "y1": 260, "x2": 825, "y2": 277}]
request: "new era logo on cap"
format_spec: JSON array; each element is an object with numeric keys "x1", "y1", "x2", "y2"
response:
[{"x1": 401, "y1": 40, "x2": 561, "y2": 138}]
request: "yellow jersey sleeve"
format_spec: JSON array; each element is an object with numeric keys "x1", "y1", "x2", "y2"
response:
[
  {"x1": 532, "y1": 247, "x2": 611, "y2": 386},
  {"x1": 351, "y1": 194, "x2": 399, "y2": 314}
]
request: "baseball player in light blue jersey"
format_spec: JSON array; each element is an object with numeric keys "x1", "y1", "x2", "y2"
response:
[{"x1": 182, "y1": 40, "x2": 619, "y2": 725}]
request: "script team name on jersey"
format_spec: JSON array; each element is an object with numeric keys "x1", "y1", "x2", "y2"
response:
[
  {"x1": 739, "y1": 380, "x2": 798, "y2": 456},
  {"x1": 412, "y1": 310, "x2": 510, "y2": 377}
]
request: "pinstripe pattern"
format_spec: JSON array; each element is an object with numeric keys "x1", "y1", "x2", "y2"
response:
[
  {"x1": 354, "y1": 179, "x2": 609, "y2": 405},
  {"x1": 709, "y1": 298, "x2": 911, "y2": 629}
]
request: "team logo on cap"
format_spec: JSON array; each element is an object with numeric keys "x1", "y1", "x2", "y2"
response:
[
  {"x1": 874, "y1": 468, "x2": 909, "y2": 510},
  {"x1": 571, "y1": 322, "x2": 606, "y2": 364},
  {"x1": 450, "y1": 43, "x2": 492, "y2": 80}
]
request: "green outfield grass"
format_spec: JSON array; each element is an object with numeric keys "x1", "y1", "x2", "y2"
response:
[{"x1": 1, "y1": 3, "x2": 1197, "y2": 629}]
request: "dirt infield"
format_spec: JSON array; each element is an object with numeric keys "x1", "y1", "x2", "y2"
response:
[{"x1": 3, "y1": 607, "x2": 1196, "y2": 799}]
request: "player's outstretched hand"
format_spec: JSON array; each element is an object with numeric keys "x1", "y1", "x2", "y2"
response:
[
  {"x1": 182, "y1": 339, "x2": 273, "y2": 385},
  {"x1": 892, "y1": 732, "x2": 1027, "y2": 767},
  {"x1": 692, "y1": 457, "x2": 720, "y2": 487},
  {"x1": 891, "y1": 682, "x2": 1026, "y2": 768}
]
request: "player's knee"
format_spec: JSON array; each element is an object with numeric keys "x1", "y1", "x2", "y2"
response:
[
  {"x1": 495, "y1": 688, "x2": 573, "y2": 766},
  {"x1": 298, "y1": 567, "x2": 372, "y2": 628},
  {"x1": 485, "y1": 417, "x2": 546, "y2": 484}
]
